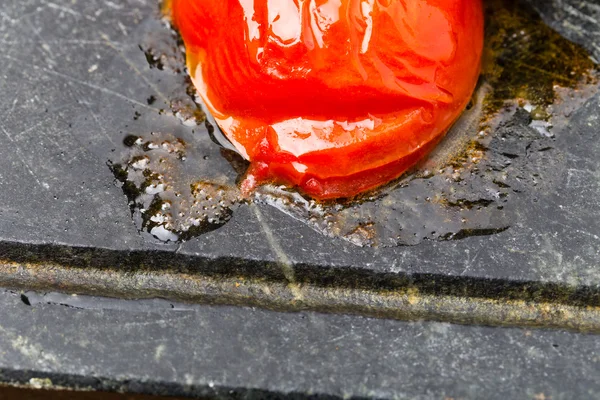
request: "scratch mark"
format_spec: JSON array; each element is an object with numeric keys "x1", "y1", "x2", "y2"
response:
[
  {"x1": 328, "y1": 334, "x2": 349, "y2": 343},
  {"x1": 0, "y1": 39, "x2": 121, "y2": 46},
  {"x1": 0, "y1": 7, "x2": 45, "y2": 25},
  {"x1": 26, "y1": 19, "x2": 55, "y2": 61},
  {"x1": 9, "y1": 120, "x2": 47, "y2": 141},
  {"x1": 41, "y1": 0, "x2": 82, "y2": 17},
  {"x1": 563, "y1": 3, "x2": 599, "y2": 25},
  {"x1": 0, "y1": 124, "x2": 47, "y2": 191},
  {"x1": 233, "y1": 226, "x2": 298, "y2": 239},
  {"x1": 251, "y1": 204, "x2": 303, "y2": 301},
  {"x1": 105, "y1": 1, "x2": 125, "y2": 10},
  {"x1": 101, "y1": 33, "x2": 170, "y2": 105},
  {"x1": 0, "y1": 11, "x2": 18, "y2": 24},
  {"x1": 122, "y1": 320, "x2": 169, "y2": 328},
  {"x1": 460, "y1": 247, "x2": 482, "y2": 275},
  {"x1": 7, "y1": 94, "x2": 20, "y2": 119},
  {"x1": 536, "y1": 211, "x2": 600, "y2": 241},
  {"x1": 117, "y1": 21, "x2": 129, "y2": 37},
  {"x1": 75, "y1": 92, "x2": 119, "y2": 149},
  {"x1": 0, "y1": 53, "x2": 157, "y2": 112}
]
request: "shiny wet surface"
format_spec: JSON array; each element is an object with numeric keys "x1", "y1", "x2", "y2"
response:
[
  {"x1": 108, "y1": 0, "x2": 596, "y2": 246},
  {"x1": 169, "y1": 0, "x2": 484, "y2": 199}
]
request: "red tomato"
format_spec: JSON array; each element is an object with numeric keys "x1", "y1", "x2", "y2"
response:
[{"x1": 171, "y1": 0, "x2": 484, "y2": 199}]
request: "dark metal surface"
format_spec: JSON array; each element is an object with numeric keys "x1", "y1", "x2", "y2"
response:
[
  {"x1": 0, "y1": 290, "x2": 599, "y2": 399},
  {"x1": 1, "y1": 0, "x2": 600, "y2": 397},
  {"x1": 529, "y1": 0, "x2": 600, "y2": 62},
  {"x1": 0, "y1": 385, "x2": 186, "y2": 400},
  {"x1": 0, "y1": 0, "x2": 599, "y2": 326}
]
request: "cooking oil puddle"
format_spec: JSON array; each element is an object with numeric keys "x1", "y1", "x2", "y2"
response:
[
  {"x1": 110, "y1": 134, "x2": 242, "y2": 242},
  {"x1": 110, "y1": 0, "x2": 597, "y2": 246},
  {"x1": 254, "y1": 91, "x2": 578, "y2": 246}
]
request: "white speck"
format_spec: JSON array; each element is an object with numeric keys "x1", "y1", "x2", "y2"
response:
[
  {"x1": 150, "y1": 226, "x2": 179, "y2": 242},
  {"x1": 105, "y1": 1, "x2": 124, "y2": 10},
  {"x1": 117, "y1": 21, "x2": 128, "y2": 36},
  {"x1": 145, "y1": 183, "x2": 165, "y2": 194},
  {"x1": 184, "y1": 374, "x2": 194, "y2": 385},
  {"x1": 529, "y1": 120, "x2": 554, "y2": 137},
  {"x1": 88, "y1": 64, "x2": 98, "y2": 73},
  {"x1": 175, "y1": 111, "x2": 197, "y2": 127},
  {"x1": 130, "y1": 157, "x2": 149, "y2": 170},
  {"x1": 154, "y1": 344, "x2": 166, "y2": 361},
  {"x1": 150, "y1": 214, "x2": 166, "y2": 224},
  {"x1": 29, "y1": 378, "x2": 52, "y2": 389}
]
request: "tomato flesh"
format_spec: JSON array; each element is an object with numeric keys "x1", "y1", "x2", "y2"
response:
[{"x1": 171, "y1": 0, "x2": 484, "y2": 199}]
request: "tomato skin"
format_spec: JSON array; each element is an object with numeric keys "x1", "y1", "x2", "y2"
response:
[{"x1": 172, "y1": 0, "x2": 484, "y2": 199}]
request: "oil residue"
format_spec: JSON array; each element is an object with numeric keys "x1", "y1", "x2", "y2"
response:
[
  {"x1": 111, "y1": 0, "x2": 597, "y2": 246},
  {"x1": 110, "y1": 134, "x2": 242, "y2": 242},
  {"x1": 254, "y1": 101, "x2": 560, "y2": 246},
  {"x1": 105, "y1": 9, "x2": 245, "y2": 243},
  {"x1": 482, "y1": 0, "x2": 596, "y2": 113},
  {"x1": 252, "y1": 0, "x2": 597, "y2": 247}
]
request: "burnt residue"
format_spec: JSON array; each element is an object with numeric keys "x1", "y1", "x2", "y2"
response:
[
  {"x1": 115, "y1": 0, "x2": 598, "y2": 246},
  {"x1": 140, "y1": 44, "x2": 165, "y2": 71},
  {"x1": 483, "y1": 0, "x2": 597, "y2": 112},
  {"x1": 170, "y1": 88, "x2": 206, "y2": 127}
]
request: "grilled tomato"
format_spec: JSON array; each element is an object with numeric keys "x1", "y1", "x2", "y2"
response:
[{"x1": 172, "y1": 0, "x2": 484, "y2": 199}]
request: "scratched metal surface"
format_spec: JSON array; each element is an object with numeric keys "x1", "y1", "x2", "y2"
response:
[
  {"x1": 1, "y1": 0, "x2": 600, "y2": 398},
  {"x1": 529, "y1": 0, "x2": 600, "y2": 62},
  {"x1": 0, "y1": 289, "x2": 598, "y2": 399},
  {"x1": 0, "y1": 0, "x2": 598, "y2": 297}
]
